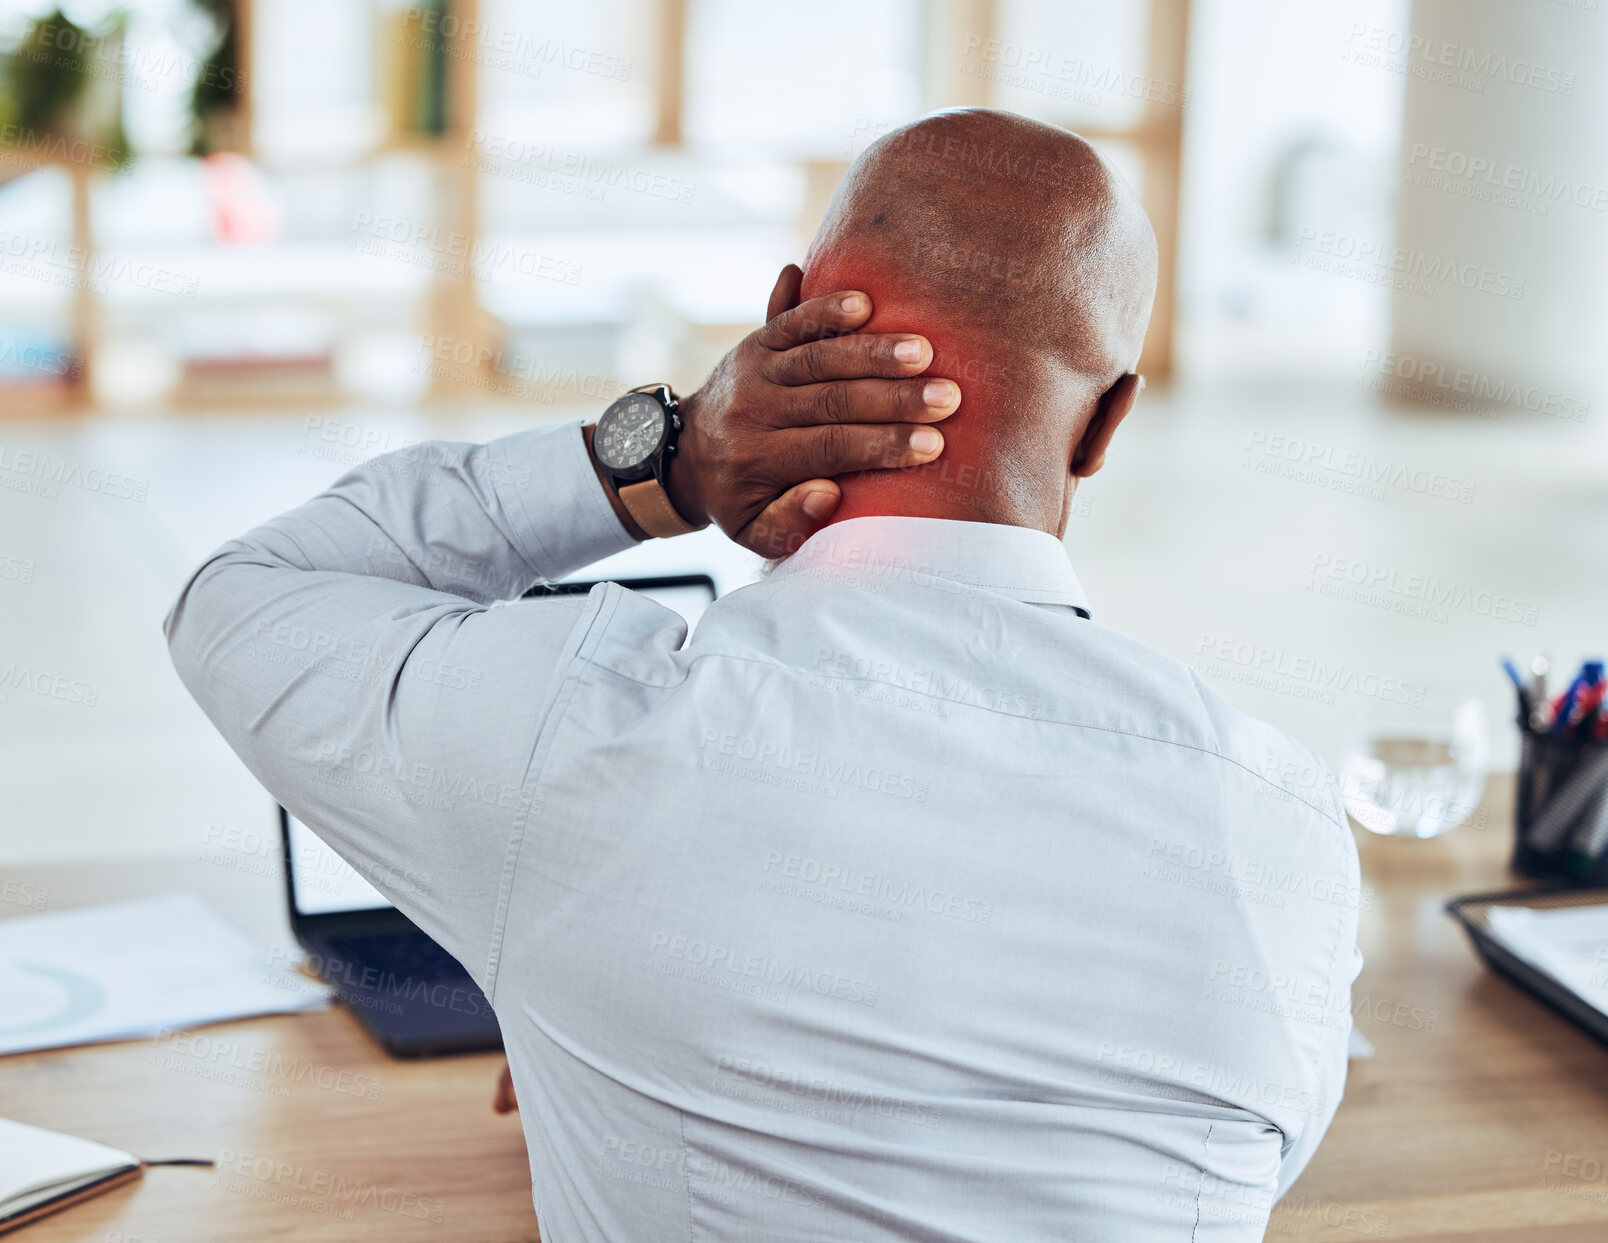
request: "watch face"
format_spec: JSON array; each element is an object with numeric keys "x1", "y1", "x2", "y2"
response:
[{"x1": 596, "y1": 394, "x2": 667, "y2": 472}]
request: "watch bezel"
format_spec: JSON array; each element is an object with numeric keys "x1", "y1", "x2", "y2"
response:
[{"x1": 594, "y1": 390, "x2": 673, "y2": 480}]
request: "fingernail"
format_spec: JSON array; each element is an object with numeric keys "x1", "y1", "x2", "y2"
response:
[
  {"x1": 923, "y1": 380, "x2": 956, "y2": 407},
  {"x1": 893, "y1": 338, "x2": 924, "y2": 363},
  {"x1": 802, "y1": 489, "x2": 836, "y2": 520},
  {"x1": 910, "y1": 428, "x2": 942, "y2": 456},
  {"x1": 839, "y1": 294, "x2": 865, "y2": 314}
]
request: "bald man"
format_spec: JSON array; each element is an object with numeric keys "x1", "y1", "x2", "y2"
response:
[
  {"x1": 793, "y1": 109, "x2": 1155, "y2": 536},
  {"x1": 168, "y1": 109, "x2": 1361, "y2": 1241}
]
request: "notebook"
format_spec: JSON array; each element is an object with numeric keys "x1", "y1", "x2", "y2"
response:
[{"x1": 0, "y1": 1117, "x2": 141, "y2": 1235}]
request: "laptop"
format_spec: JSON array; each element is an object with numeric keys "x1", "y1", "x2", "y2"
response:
[{"x1": 280, "y1": 573, "x2": 718, "y2": 1056}]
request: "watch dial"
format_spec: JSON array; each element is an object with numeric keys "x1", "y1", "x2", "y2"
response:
[{"x1": 596, "y1": 395, "x2": 666, "y2": 471}]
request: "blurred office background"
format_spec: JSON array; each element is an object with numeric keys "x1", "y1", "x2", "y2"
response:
[{"x1": 1, "y1": 0, "x2": 1604, "y2": 862}]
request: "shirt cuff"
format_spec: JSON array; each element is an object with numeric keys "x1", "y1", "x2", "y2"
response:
[{"x1": 490, "y1": 419, "x2": 641, "y2": 584}]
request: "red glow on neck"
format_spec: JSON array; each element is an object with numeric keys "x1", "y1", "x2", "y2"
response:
[{"x1": 798, "y1": 261, "x2": 1007, "y2": 527}]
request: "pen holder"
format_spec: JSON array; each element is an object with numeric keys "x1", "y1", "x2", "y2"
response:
[{"x1": 1512, "y1": 719, "x2": 1608, "y2": 884}]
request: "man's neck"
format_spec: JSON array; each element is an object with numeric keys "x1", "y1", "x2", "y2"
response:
[{"x1": 827, "y1": 455, "x2": 1067, "y2": 536}]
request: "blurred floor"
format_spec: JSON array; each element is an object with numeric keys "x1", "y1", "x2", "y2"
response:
[{"x1": 1, "y1": 381, "x2": 1603, "y2": 864}]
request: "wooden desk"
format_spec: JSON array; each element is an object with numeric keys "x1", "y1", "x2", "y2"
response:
[
  {"x1": 0, "y1": 857, "x2": 538, "y2": 1242},
  {"x1": 1267, "y1": 774, "x2": 1608, "y2": 1242},
  {"x1": 6, "y1": 775, "x2": 1608, "y2": 1241}
]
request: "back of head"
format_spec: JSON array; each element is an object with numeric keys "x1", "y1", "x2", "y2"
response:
[{"x1": 799, "y1": 108, "x2": 1158, "y2": 535}]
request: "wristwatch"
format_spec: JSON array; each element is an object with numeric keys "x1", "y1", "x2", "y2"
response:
[{"x1": 590, "y1": 384, "x2": 708, "y2": 539}]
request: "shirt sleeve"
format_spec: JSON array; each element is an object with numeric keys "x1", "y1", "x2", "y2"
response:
[{"x1": 163, "y1": 419, "x2": 638, "y2": 991}]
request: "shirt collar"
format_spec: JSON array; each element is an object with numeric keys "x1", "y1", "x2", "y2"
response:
[{"x1": 769, "y1": 516, "x2": 1091, "y2": 618}]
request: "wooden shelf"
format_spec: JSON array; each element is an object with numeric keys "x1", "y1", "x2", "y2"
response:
[{"x1": 2, "y1": 0, "x2": 1187, "y2": 415}]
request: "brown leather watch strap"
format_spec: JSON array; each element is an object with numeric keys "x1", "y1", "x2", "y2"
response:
[{"x1": 617, "y1": 478, "x2": 706, "y2": 539}]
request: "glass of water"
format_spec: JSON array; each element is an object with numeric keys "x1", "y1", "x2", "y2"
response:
[{"x1": 1339, "y1": 697, "x2": 1490, "y2": 838}]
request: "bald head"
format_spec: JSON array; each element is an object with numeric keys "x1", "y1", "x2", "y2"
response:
[{"x1": 799, "y1": 109, "x2": 1158, "y2": 535}]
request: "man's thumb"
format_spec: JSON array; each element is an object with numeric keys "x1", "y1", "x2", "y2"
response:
[{"x1": 743, "y1": 480, "x2": 841, "y2": 558}]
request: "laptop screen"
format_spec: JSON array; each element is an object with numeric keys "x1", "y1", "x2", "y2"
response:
[
  {"x1": 285, "y1": 575, "x2": 717, "y2": 917},
  {"x1": 286, "y1": 812, "x2": 392, "y2": 914}
]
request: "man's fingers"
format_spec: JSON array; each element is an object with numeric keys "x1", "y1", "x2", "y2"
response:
[
  {"x1": 493, "y1": 1064, "x2": 518, "y2": 1114},
  {"x1": 764, "y1": 264, "x2": 804, "y2": 323},
  {"x1": 755, "y1": 289, "x2": 873, "y2": 351},
  {"x1": 739, "y1": 480, "x2": 842, "y2": 559},
  {"x1": 776, "y1": 423, "x2": 946, "y2": 482},
  {"x1": 768, "y1": 333, "x2": 934, "y2": 386},
  {"x1": 783, "y1": 376, "x2": 960, "y2": 427}
]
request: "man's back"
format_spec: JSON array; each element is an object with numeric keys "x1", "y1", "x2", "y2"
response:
[{"x1": 497, "y1": 516, "x2": 1361, "y2": 1242}]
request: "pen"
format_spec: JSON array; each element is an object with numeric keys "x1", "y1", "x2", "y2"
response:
[
  {"x1": 1569, "y1": 662, "x2": 1605, "y2": 737},
  {"x1": 1568, "y1": 782, "x2": 1608, "y2": 874},
  {"x1": 1571, "y1": 682, "x2": 1605, "y2": 737},
  {"x1": 1530, "y1": 654, "x2": 1551, "y2": 732},
  {"x1": 1502, "y1": 657, "x2": 1532, "y2": 727},
  {"x1": 1552, "y1": 671, "x2": 1585, "y2": 736}
]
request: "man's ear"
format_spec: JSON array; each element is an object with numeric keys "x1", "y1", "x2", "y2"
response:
[
  {"x1": 1071, "y1": 373, "x2": 1143, "y2": 478},
  {"x1": 765, "y1": 264, "x2": 805, "y2": 322}
]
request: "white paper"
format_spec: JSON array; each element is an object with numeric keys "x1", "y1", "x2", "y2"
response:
[
  {"x1": 1483, "y1": 903, "x2": 1608, "y2": 1018},
  {"x1": 0, "y1": 892, "x2": 328, "y2": 1057}
]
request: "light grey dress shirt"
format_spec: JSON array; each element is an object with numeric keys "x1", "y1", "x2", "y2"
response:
[{"x1": 165, "y1": 419, "x2": 1363, "y2": 1242}]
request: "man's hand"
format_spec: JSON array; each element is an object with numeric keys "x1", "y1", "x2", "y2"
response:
[
  {"x1": 661, "y1": 265, "x2": 960, "y2": 557},
  {"x1": 493, "y1": 1062, "x2": 517, "y2": 1113}
]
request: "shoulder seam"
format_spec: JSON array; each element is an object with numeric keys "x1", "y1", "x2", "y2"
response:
[
  {"x1": 483, "y1": 583, "x2": 622, "y2": 1002},
  {"x1": 585, "y1": 646, "x2": 1346, "y2": 831}
]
